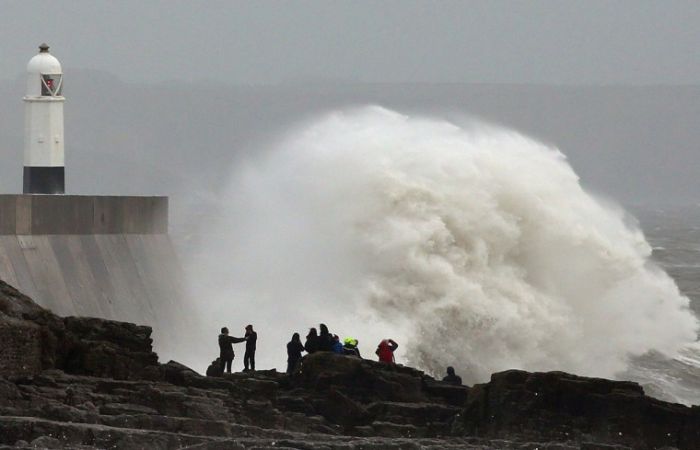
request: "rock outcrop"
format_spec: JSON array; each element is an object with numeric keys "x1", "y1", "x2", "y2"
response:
[
  {"x1": 0, "y1": 280, "x2": 158, "y2": 380},
  {"x1": 2, "y1": 278, "x2": 700, "y2": 449},
  {"x1": 462, "y1": 369, "x2": 700, "y2": 449}
]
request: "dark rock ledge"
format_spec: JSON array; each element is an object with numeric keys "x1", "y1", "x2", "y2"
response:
[{"x1": 1, "y1": 279, "x2": 698, "y2": 449}]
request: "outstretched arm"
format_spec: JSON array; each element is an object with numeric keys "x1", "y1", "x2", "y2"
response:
[
  {"x1": 388, "y1": 339, "x2": 398, "y2": 351},
  {"x1": 231, "y1": 337, "x2": 247, "y2": 344}
]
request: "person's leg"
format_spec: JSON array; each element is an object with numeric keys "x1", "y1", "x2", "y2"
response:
[
  {"x1": 243, "y1": 350, "x2": 250, "y2": 371},
  {"x1": 250, "y1": 350, "x2": 255, "y2": 371},
  {"x1": 220, "y1": 357, "x2": 225, "y2": 372},
  {"x1": 225, "y1": 358, "x2": 232, "y2": 373}
]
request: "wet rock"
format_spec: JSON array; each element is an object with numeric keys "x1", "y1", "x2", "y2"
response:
[
  {"x1": 100, "y1": 402, "x2": 159, "y2": 416},
  {"x1": 423, "y1": 378, "x2": 470, "y2": 406},
  {"x1": 370, "y1": 421, "x2": 425, "y2": 438},
  {"x1": 367, "y1": 401, "x2": 461, "y2": 427},
  {"x1": 295, "y1": 352, "x2": 425, "y2": 403},
  {"x1": 3, "y1": 279, "x2": 700, "y2": 449},
  {"x1": 316, "y1": 388, "x2": 371, "y2": 427},
  {"x1": 0, "y1": 378, "x2": 23, "y2": 404},
  {"x1": 0, "y1": 280, "x2": 159, "y2": 380},
  {"x1": 29, "y1": 436, "x2": 62, "y2": 448},
  {"x1": 462, "y1": 369, "x2": 700, "y2": 449},
  {"x1": 161, "y1": 360, "x2": 201, "y2": 385}
]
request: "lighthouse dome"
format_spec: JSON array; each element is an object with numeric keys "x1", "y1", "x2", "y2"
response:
[
  {"x1": 25, "y1": 44, "x2": 63, "y2": 98},
  {"x1": 27, "y1": 51, "x2": 62, "y2": 75}
]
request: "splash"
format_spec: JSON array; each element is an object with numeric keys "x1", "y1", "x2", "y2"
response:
[{"x1": 190, "y1": 106, "x2": 697, "y2": 385}]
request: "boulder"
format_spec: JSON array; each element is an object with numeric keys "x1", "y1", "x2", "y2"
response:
[
  {"x1": 462, "y1": 369, "x2": 700, "y2": 449},
  {"x1": 423, "y1": 378, "x2": 470, "y2": 406},
  {"x1": 295, "y1": 352, "x2": 426, "y2": 403}
]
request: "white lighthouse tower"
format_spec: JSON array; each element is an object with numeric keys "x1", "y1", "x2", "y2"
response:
[{"x1": 23, "y1": 43, "x2": 65, "y2": 194}]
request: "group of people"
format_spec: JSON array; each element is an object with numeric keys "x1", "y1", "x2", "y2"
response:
[
  {"x1": 215, "y1": 324, "x2": 257, "y2": 374},
  {"x1": 210, "y1": 323, "x2": 463, "y2": 386},
  {"x1": 286, "y1": 323, "x2": 370, "y2": 373}
]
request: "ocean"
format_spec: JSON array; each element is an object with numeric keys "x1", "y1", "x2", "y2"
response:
[{"x1": 626, "y1": 205, "x2": 700, "y2": 405}]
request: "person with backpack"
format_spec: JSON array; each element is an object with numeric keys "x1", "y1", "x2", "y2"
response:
[
  {"x1": 342, "y1": 337, "x2": 361, "y2": 358},
  {"x1": 375, "y1": 338, "x2": 398, "y2": 363}
]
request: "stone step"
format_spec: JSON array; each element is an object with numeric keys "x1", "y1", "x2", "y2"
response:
[
  {"x1": 370, "y1": 420, "x2": 428, "y2": 439},
  {"x1": 367, "y1": 401, "x2": 461, "y2": 425},
  {"x1": 0, "y1": 416, "x2": 215, "y2": 449},
  {"x1": 100, "y1": 402, "x2": 159, "y2": 416}
]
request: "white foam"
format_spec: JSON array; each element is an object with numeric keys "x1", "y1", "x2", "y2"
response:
[{"x1": 188, "y1": 106, "x2": 698, "y2": 384}]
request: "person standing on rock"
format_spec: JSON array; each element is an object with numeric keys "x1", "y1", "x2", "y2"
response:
[
  {"x1": 343, "y1": 337, "x2": 361, "y2": 358},
  {"x1": 318, "y1": 323, "x2": 334, "y2": 352},
  {"x1": 287, "y1": 332, "x2": 306, "y2": 374},
  {"x1": 332, "y1": 334, "x2": 344, "y2": 354},
  {"x1": 243, "y1": 324, "x2": 257, "y2": 372},
  {"x1": 376, "y1": 339, "x2": 398, "y2": 363},
  {"x1": 219, "y1": 327, "x2": 246, "y2": 373},
  {"x1": 305, "y1": 327, "x2": 319, "y2": 354},
  {"x1": 442, "y1": 366, "x2": 463, "y2": 385}
]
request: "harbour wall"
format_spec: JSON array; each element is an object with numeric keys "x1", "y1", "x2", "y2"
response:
[{"x1": 0, "y1": 195, "x2": 191, "y2": 359}]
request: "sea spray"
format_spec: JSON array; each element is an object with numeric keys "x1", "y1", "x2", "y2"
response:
[{"x1": 189, "y1": 106, "x2": 698, "y2": 386}]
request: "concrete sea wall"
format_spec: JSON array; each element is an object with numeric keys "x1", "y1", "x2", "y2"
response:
[
  {"x1": 0, "y1": 195, "x2": 167, "y2": 235},
  {"x1": 0, "y1": 195, "x2": 190, "y2": 359}
]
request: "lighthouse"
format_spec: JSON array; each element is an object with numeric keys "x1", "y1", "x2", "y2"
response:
[
  {"x1": 0, "y1": 44, "x2": 186, "y2": 363},
  {"x1": 23, "y1": 43, "x2": 65, "y2": 194}
]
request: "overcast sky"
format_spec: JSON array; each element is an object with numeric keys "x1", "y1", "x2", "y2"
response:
[{"x1": 1, "y1": 0, "x2": 699, "y2": 85}]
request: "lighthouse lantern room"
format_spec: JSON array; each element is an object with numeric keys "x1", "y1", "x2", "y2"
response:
[{"x1": 23, "y1": 43, "x2": 65, "y2": 194}]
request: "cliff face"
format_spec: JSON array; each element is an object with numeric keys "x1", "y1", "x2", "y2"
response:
[{"x1": 1, "y1": 278, "x2": 699, "y2": 449}]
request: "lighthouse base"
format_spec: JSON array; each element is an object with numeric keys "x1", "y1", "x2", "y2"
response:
[{"x1": 23, "y1": 167, "x2": 65, "y2": 195}]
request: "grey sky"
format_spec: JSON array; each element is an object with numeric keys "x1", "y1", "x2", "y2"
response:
[{"x1": 1, "y1": 0, "x2": 699, "y2": 85}]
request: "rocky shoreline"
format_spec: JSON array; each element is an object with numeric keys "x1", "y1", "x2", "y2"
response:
[{"x1": 1, "y1": 279, "x2": 699, "y2": 449}]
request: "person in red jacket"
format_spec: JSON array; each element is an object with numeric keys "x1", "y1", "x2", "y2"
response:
[{"x1": 375, "y1": 339, "x2": 398, "y2": 363}]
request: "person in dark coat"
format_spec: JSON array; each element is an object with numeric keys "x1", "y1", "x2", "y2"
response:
[
  {"x1": 342, "y1": 337, "x2": 361, "y2": 358},
  {"x1": 442, "y1": 366, "x2": 463, "y2": 385},
  {"x1": 318, "y1": 323, "x2": 334, "y2": 352},
  {"x1": 243, "y1": 324, "x2": 257, "y2": 372},
  {"x1": 304, "y1": 328, "x2": 319, "y2": 354},
  {"x1": 218, "y1": 327, "x2": 246, "y2": 373},
  {"x1": 286, "y1": 332, "x2": 305, "y2": 374}
]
